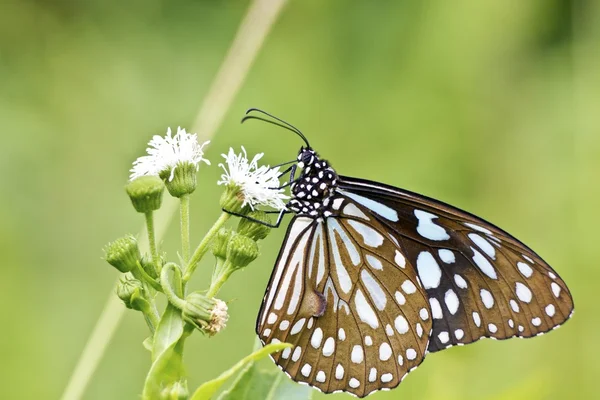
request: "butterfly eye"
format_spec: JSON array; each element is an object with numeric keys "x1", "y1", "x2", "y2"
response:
[{"x1": 301, "y1": 152, "x2": 313, "y2": 165}]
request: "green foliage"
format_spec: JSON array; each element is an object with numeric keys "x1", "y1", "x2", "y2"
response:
[
  {"x1": 217, "y1": 365, "x2": 312, "y2": 400},
  {"x1": 190, "y1": 343, "x2": 299, "y2": 400}
]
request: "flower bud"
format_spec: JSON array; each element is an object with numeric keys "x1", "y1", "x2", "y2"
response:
[
  {"x1": 116, "y1": 275, "x2": 148, "y2": 310},
  {"x1": 226, "y1": 232, "x2": 259, "y2": 268},
  {"x1": 160, "y1": 162, "x2": 197, "y2": 198},
  {"x1": 211, "y1": 228, "x2": 233, "y2": 260},
  {"x1": 237, "y1": 210, "x2": 272, "y2": 241},
  {"x1": 125, "y1": 176, "x2": 164, "y2": 213},
  {"x1": 104, "y1": 235, "x2": 141, "y2": 273},
  {"x1": 182, "y1": 292, "x2": 228, "y2": 336},
  {"x1": 139, "y1": 254, "x2": 158, "y2": 279},
  {"x1": 219, "y1": 184, "x2": 249, "y2": 215},
  {"x1": 160, "y1": 381, "x2": 188, "y2": 400}
]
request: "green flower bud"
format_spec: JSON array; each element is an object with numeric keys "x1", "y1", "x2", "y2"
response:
[
  {"x1": 219, "y1": 184, "x2": 249, "y2": 215},
  {"x1": 211, "y1": 228, "x2": 233, "y2": 260},
  {"x1": 139, "y1": 254, "x2": 158, "y2": 279},
  {"x1": 116, "y1": 275, "x2": 148, "y2": 310},
  {"x1": 160, "y1": 381, "x2": 188, "y2": 400},
  {"x1": 182, "y1": 292, "x2": 228, "y2": 336},
  {"x1": 104, "y1": 235, "x2": 141, "y2": 273},
  {"x1": 237, "y1": 210, "x2": 272, "y2": 241},
  {"x1": 160, "y1": 162, "x2": 197, "y2": 198},
  {"x1": 125, "y1": 176, "x2": 164, "y2": 213},
  {"x1": 226, "y1": 233, "x2": 259, "y2": 268}
]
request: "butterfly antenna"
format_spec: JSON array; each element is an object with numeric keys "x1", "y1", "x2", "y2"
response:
[{"x1": 242, "y1": 108, "x2": 311, "y2": 148}]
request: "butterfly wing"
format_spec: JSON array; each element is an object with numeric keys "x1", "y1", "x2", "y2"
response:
[
  {"x1": 256, "y1": 215, "x2": 433, "y2": 397},
  {"x1": 337, "y1": 176, "x2": 574, "y2": 352}
]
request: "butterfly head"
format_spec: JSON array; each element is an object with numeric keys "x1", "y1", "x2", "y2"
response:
[{"x1": 288, "y1": 147, "x2": 338, "y2": 217}]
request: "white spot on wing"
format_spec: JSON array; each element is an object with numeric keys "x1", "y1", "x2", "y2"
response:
[
  {"x1": 444, "y1": 289, "x2": 460, "y2": 315},
  {"x1": 379, "y1": 343, "x2": 392, "y2": 361},
  {"x1": 347, "y1": 219, "x2": 384, "y2": 247},
  {"x1": 406, "y1": 348, "x2": 417, "y2": 360},
  {"x1": 301, "y1": 363, "x2": 312, "y2": 377},
  {"x1": 480, "y1": 289, "x2": 494, "y2": 309},
  {"x1": 551, "y1": 282, "x2": 561, "y2": 298},
  {"x1": 438, "y1": 249, "x2": 455, "y2": 263},
  {"x1": 290, "y1": 318, "x2": 305, "y2": 335},
  {"x1": 401, "y1": 280, "x2": 417, "y2": 294},
  {"x1": 429, "y1": 298, "x2": 443, "y2": 319},
  {"x1": 471, "y1": 247, "x2": 498, "y2": 279},
  {"x1": 414, "y1": 210, "x2": 450, "y2": 241},
  {"x1": 316, "y1": 371, "x2": 326, "y2": 383},
  {"x1": 416, "y1": 251, "x2": 442, "y2": 289},
  {"x1": 394, "y1": 315, "x2": 409, "y2": 334},
  {"x1": 335, "y1": 364, "x2": 344, "y2": 379},
  {"x1": 465, "y1": 222, "x2": 492, "y2": 234},
  {"x1": 311, "y1": 328, "x2": 323, "y2": 348},
  {"x1": 343, "y1": 203, "x2": 369, "y2": 220},
  {"x1": 361, "y1": 269, "x2": 387, "y2": 310},
  {"x1": 355, "y1": 289, "x2": 379, "y2": 328},
  {"x1": 366, "y1": 254, "x2": 383, "y2": 270},
  {"x1": 515, "y1": 282, "x2": 532, "y2": 303},
  {"x1": 351, "y1": 345, "x2": 364, "y2": 363},
  {"x1": 339, "y1": 190, "x2": 399, "y2": 221},
  {"x1": 323, "y1": 337, "x2": 335, "y2": 356},
  {"x1": 438, "y1": 331, "x2": 449, "y2": 343},
  {"x1": 328, "y1": 220, "x2": 357, "y2": 294},
  {"x1": 517, "y1": 262, "x2": 533, "y2": 278},
  {"x1": 454, "y1": 274, "x2": 468, "y2": 289},
  {"x1": 469, "y1": 233, "x2": 496, "y2": 259},
  {"x1": 394, "y1": 250, "x2": 406, "y2": 268},
  {"x1": 472, "y1": 312, "x2": 481, "y2": 327},
  {"x1": 395, "y1": 291, "x2": 406, "y2": 305}
]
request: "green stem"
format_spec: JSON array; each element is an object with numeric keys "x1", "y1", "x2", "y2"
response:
[
  {"x1": 141, "y1": 305, "x2": 160, "y2": 334},
  {"x1": 180, "y1": 195, "x2": 191, "y2": 264},
  {"x1": 207, "y1": 260, "x2": 233, "y2": 297},
  {"x1": 133, "y1": 261, "x2": 162, "y2": 292},
  {"x1": 145, "y1": 211, "x2": 161, "y2": 275},
  {"x1": 160, "y1": 263, "x2": 187, "y2": 310},
  {"x1": 183, "y1": 212, "x2": 231, "y2": 282}
]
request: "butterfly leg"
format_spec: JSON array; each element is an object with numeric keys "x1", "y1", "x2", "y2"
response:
[
  {"x1": 221, "y1": 208, "x2": 289, "y2": 228},
  {"x1": 270, "y1": 164, "x2": 298, "y2": 190}
]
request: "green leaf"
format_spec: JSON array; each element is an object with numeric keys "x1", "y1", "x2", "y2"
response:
[
  {"x1": 143, "y1": 300, "x2": 186, "y2": 398},
  {"x1": 218, "y1": 367, "x2": 312, "y2": 400},
  {"x1": 142, "y1": 335, "x2": 186, "y2": 400},
  {"x1": 152, "y1": 303, "x2": 184, "y2": 360},
  {"x1": 190, "y1": 343, "x2": 297, "y2": 400}
]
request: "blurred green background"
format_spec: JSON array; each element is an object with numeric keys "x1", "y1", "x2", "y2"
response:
[{"x1": 1, "y1": 0, "x2": 599, "y2": 399}]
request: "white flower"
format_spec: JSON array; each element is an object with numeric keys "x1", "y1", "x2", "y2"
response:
[
  {"x1": 130, "y1": 127, "x2": 211, "y2": 181},
  {"x1": 218, "y1": 147, "x2": 289, "y2": 210}
]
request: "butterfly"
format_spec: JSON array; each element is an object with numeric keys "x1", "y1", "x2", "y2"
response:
[{"x1": 241, "y1": 109, "x2": 574, "y2": 398}]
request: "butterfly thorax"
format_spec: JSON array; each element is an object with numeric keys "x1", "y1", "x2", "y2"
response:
[{"x1": 287, "y1": 148, "x2": 338, "y2": 217}]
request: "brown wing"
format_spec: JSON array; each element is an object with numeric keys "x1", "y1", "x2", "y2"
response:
[
  {"x1": 337, "y1": 176, "x2": 574, "y2": 352},
  {"x1": 256, "y1": 213, "x2": 432, "y2": 397}
]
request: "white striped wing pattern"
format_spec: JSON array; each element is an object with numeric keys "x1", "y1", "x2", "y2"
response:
[{"x1": 257, "y1": 206, "x2": 433, "y2": 397}]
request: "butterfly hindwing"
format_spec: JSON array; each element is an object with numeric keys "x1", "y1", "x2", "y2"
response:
[
  {"x1": 337, "y1": 176, "x2": 574, "y2": 352},
  {"x1": 256, "y1": 213, "x2": 433, "y2": 397}
]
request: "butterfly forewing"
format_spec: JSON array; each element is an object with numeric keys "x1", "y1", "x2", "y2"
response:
[
  {"x1": 337, "y1": 177, "x2": 574, "y2": 351},
  {"x1": 257, "y1": 213, "x2": 433, "y2": 397}
]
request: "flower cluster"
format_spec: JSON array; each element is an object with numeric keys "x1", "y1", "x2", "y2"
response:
[
  {"x1": 106, "y1": 125, "x2": 293, "y2": 398},
  {"x1": 217, "y1": 147, "x2": 289, "y2": 210},
  {"x1": 130, "y1": 127, "x2": 211, "y2": 182}
]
